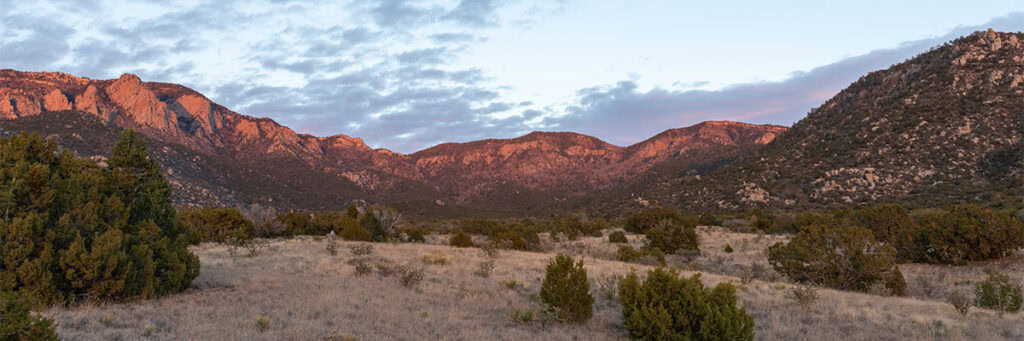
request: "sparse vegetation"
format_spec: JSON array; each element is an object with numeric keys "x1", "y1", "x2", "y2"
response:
[
  {"x1": 420, "y1": 251, "x2": 452, "y2": 265},
  {"x1": 539, "y1": 254, "x2": 593, "y2": 323},
  {"x1": 349, "y1": 243, "x2": 374, "y2": 256},
  {"x1": 474, "y1": 260, "x2": 495, "y2": 278}
]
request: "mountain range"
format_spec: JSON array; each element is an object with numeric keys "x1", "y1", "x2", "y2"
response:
[
  {"x1": 0, "y1": 69, "x2": 783, "y2": 215},
  {"x1": 2, "y1": 29, "x2": 1021, "y2": 216}
]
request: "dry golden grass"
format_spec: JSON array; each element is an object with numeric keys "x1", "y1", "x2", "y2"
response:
[{"x1": 46, "y1": 228, "x2": 1024, "y2": 340}]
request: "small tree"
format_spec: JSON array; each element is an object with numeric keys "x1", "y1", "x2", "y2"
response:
[
  {"x1": 644, "y1": 219, "x2": 699, "y2": 254},
  {"x1": 179, "y1": 207, "x2": 255, "y2": 243},
  {"x1": 359, "y1": 211, "x2": 386, "y2": 241},
  {"x1": 618, "y1": 269, "x2": 754, "y2": 340},
  {"x1": 608, "y1": 231, "x2": 628, "y2": 243},
  {"x1": 540, "y1": 254, "x2": 593, "y2": 323},
  {"x1": 0, "y1": 131, "x2": 199, "y2": 304},
  {"x1": 339, "y1": 216, "x2": 372, "y2": 241},
  {"x1": 768, "y1": 223, "x2": 906, "y2": 295},
  {"x1": 345, "y1": 204, "x2": 359, "y2": 219},
  {"x1": 974, "y1": 272, "x2": 1023, "y2": 314},
  {"x1": 624, "y1": 207, "x2": 697, "y2": 234},
  {"x1": 449, "y1": 231, "x2": 474, "y2": 248},
  {"x1": 0, "y1": 291, "x2": 58, "y2": 340},
  {"x1": 903, "y1": 205, "x2": 1024, "y2": 265}
]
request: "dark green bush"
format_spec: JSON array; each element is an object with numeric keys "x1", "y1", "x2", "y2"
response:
[
  {"x1": 492, "y1": 229, "x2": 541, "y2": 251},
  {"x1": 698, "y1": 213, "x2": 722, "y2": 226},
  {"x1": 724, "y1": 244, "x2": 734, "y2": 253},
  {"x1": 449, "y1": 231, "x2": 475, "y2": 248},
  {"x1": 616, "y1": 245, "x2": 644, "y2": 262},
  {"x1": 974, "y1": 272, "x2": 1023, "y2": 313},
  {"x1": 849, "y1": 203, "x2": 916, "y2": 244},
  {"x1": 540, "y1": 254, "x2": 593, "y2": 323},
  {"x1": 769, "y1": 212, "x2": 834, "y2": 234},
  {"x1": 751, "y1": 208, "x2": 776, "y2": 232},
  {"x1": 903, "y1": 205, "x2": 1024, "y2": 264},
  {"x1": 618, "y1": 269, "x2": 754, "y2": 340},
  {"x1": 309, "y1": 211, "x2": 347, "y2": 235},
  {"x1": 768, "y1": 223, "x2": 906, "y2": 295},
  {"x1": 359, "y1": 211, "x2": 386, "y2": 241},
  {"x1": 277, "y1": 212, "x2": 311, "y2": 236},
  {"x1": 406, "y1": 229, "x2": 426, "y2": 243},
  {"x1": 624, "y1": 207, "x2": 697, "y2": 234},
  {"x1": 338, "y1": 216, "x2": 372, "y2": 241},
  {"x1": 179, "y1": 207, "x2": 254, "y2": 243},
  {"x1": 0, "y1": 131, "x2": 199, "y2": 304},
  {"x1": 345, "y1": 204, "x2": 359, "y2": 219},
  {"x1": 0, "y1": 291, "x2": 57, "y2": 340},
  {"x1": 608, "y1": 231, "x2": 628, "y2": 243},
  {"x1": 643, "y1": 219, "x2": 699, "y2": 254}
]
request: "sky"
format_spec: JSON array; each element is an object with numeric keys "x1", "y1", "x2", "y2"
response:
[{"x1": 2, "y1": 0, "x2": 1023, "y2": 153}]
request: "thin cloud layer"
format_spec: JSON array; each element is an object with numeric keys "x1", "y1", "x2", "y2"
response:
[
  {"x1": 1, "y1": 2, "x2": 1021, "y2": 152},
  {"x1": 543, "y1": 12, "x2": 1024, "y2": 146}
]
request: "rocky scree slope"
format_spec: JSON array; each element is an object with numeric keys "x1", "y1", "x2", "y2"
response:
[{"x1": 661, "y1": 29, "x2": 1024, "y2": 210}]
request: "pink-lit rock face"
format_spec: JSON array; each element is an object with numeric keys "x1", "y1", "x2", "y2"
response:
[
  {"x1": 43, "y1": 89, "x2": 71, "y2": 112},
  {"x1": 0, "y1": 68, "x2": 786, "y2": 207},
  {"x1": 106, "y1": 73, "x2": 177, "y2": 132}
]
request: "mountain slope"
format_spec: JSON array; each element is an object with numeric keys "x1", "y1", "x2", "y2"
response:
[
  {"x1": 663, "y1": 29, "x2": 1024, "y2": 210},
  {"x1": 0, "y1": 70, "x2": 784, "y2": 214}
]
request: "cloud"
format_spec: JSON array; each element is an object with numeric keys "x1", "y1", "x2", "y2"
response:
[
  {"x1": 2, "y1": 2, "x2": 1022, "y2": 154},
  {"x1": 542, "y1": 12, "x2": 1024, "y2": 146}
]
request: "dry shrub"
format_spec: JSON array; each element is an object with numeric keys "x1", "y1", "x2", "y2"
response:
[
  {"x1": 420, "y1": 251, "x2": 452, "y2": 265},
  {"x1": 351, "y1": 258, "x2": 373, "y2": 276},
  {"x1": 474, "y1": 260, "x2": 495, "y2": 278},
  {"x1": 396, "y1": 265, "x2": 425, "y2": 288},
  {"x1": 787, "y1": 285, "x2": 820, "y2": 309},
  {"x1": 254, "y1": 316, "x2": 270, "y2": 333},
  {"x1": 913, "y1": 273, "x2": 947, "y2": 299},
  {"x1": 349, "y1": 243, "x2": 374, "y2": 256},
  {"x1": 325, "y1": 234, "x2": 339, "y2": 255},
  {"x1": 480, "y1": 243, "x2": 500, "y2": 258},
  {"x1": 595, "y1": 275, "x2": 620, "y2": 300},
  {"x1": 245, "y1": 239, "x2": 267, "y2": 257},
  {"x1": 947, "y1": 290, "x2": 972, "y2": 317},
  {"x1": 507, "y1": 307, "x2": 535, "y2": 325},
  {"x1": 375, "y1": 262, "x2": 396, "y2": 278}
]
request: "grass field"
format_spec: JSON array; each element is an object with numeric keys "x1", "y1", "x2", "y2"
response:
[{"x1": 46, "y1": 227, "x2": 1024, "y2": 340}]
